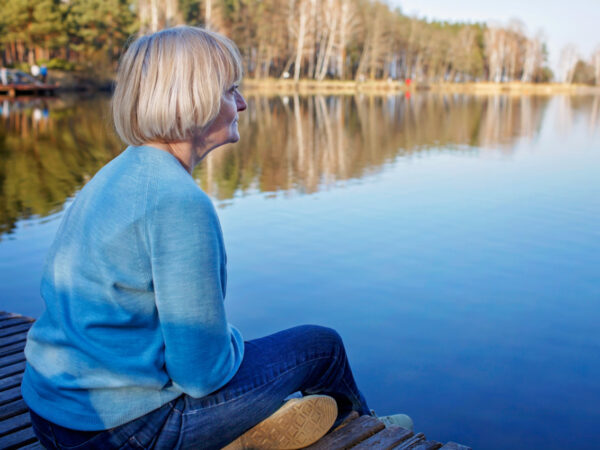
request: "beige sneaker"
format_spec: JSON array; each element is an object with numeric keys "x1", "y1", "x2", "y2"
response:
[{"x1": 222, "y1": 395, "x2": 338, "y2": 450}]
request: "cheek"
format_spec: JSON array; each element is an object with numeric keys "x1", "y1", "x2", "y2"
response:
[{"x1": 226, "y1": 101, "x2": 238, "y2": 119}]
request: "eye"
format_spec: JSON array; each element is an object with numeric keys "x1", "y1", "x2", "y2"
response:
[{"x1": 229, "y1": 85, "x2": 239, "y2": 94}]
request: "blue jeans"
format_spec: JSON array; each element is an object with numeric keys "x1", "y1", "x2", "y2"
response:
[{"x1": 29, "y1": 325, "x2": 370, "y2": 449}]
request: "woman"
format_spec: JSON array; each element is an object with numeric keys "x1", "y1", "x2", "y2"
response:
[{"x1": 21, "y1": 26, "x2": 379, "y2": 449}]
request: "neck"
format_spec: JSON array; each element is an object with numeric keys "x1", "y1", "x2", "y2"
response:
[{"x1": 144, "y1": 141, "x2": 196, "y2": 174}]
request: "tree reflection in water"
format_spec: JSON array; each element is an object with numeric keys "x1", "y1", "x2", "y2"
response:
[
  {"x1": 0, "y1": 97, "x2": 122, "y2": 237},
  {"x1": 1, "y1": 93, "x2": 598, "y2": 238}
]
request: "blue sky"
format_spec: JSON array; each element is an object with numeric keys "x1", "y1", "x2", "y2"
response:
[{"x1": 391, "y1": 0, "x2": 600, "y2": 73}]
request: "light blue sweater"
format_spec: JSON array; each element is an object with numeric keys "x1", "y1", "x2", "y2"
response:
[{"x1": 21, "y1": 146, "x2": 244, "y2": 430}]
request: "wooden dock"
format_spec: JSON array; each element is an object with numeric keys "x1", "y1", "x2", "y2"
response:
[
  {"x1": 0, "y1": 84, "x2": 58, "y2": 97},
  {"x1": 0, "y1": 312, "x2": 40, "y2": 449},
  {"x1": 0, "y1": 311, "x2": 470, "y2": 449}
]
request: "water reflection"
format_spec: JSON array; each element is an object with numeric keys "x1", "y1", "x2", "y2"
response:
[
  {"x1": 0, "y1": 96, "x2": 122, "y2": 237},
  {"x1": 198, "y1": 94, "x2": 554, "y2": 198},
  {"x1": 1, "y1": 99, "x2": 53, "y2": 137},
  {"x1": 554, "y1": 95, "x2": 600, "y2": 136},
  {"x1": 1, "y1": 93, "x2": 598, "y2": 237}
]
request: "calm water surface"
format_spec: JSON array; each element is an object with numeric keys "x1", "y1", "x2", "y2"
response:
[{"x1": 1, "y1": 93, "x2": 599, "y2": 449}]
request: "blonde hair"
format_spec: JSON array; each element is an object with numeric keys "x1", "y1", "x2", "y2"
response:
[{"x1": 112, "y1": 26, "x2": 243, "y2": 145}]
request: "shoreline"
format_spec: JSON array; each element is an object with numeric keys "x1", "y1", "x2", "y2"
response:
[
  {"x1": 241, "y1": 78, "x2": 600, "y2": 95},
  {"x1": 6, "y1": 70, "x2": 600, "y2": 96}
]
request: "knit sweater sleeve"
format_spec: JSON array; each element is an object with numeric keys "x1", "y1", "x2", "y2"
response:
[{"x1": 146, "y1": 179, "x2": 244, "y2": 398}]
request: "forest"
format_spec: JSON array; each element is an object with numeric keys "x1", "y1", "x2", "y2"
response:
[{"x1": 1, "y1": 0, "x2": 599, "y2": 84}]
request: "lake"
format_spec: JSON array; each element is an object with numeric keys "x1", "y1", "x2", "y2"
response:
[{"x1": 1, "y1": 92, "x2": 599, "y2": 449}]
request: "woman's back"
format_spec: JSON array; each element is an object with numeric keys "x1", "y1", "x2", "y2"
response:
[{"x1": 22, "y1": 146, "x2": 243, "y2": 430}]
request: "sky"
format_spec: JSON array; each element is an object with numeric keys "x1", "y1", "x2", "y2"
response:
[{"x1": 391, "y1": 0, "x2": 600, "y2": 75}]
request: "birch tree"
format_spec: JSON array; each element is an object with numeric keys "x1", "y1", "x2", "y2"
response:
[
  {"x1": 355, "y1": 1, "x2": 391, "y2": 80},
  {"x1": 485, "y1": 26, "x2": 505, "y2": 82},
  {"x1": 592, "y1": 46, "x2": 600, "y2": 85},
  {"x1": 138, "y1": 0, "x2": 180, "y2": 32},
  {"x1": 288, "y1": 0, "x2": 310, "y2": 82},
  {"x1": 335, "y1": 0, "x2": 359, "y2": 79},
  {"x1": 314, "y1": 0, "x2": 338, "y2": 80},
  {"x1": 559, "y1": 44, "x2": 579, "y2": 83},
  {"x1": 522, "y1": 32, "x2": 544, "y2": 82}
]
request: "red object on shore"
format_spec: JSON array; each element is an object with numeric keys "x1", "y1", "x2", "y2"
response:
[{"x1": 405, "y1": 78, "x2": 412, "y2": 86}]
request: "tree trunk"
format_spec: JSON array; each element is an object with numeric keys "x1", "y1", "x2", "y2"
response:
[
  {"x1": 205, "y1": 0, "x2": 212, "y2": 29},
  {"x1": 316, "y1": 5, "x2": 338, "y2": 82},
  {"x1": 293, "y1": 1, "x2": 309, "y2": 82},
  {"x1": 151, "y1": 0, "x2": 159, "y2": 32},
  {"x1": 316, "y1": 28, "x2": 336, "y2": 81},
  {"x1": 165, "y1": 0, "x2": 179, "y2": 27}
]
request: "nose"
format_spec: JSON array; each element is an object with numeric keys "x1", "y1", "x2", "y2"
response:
[{"x1": 235, "y1": 91, "x2": 247, "y2": 112}]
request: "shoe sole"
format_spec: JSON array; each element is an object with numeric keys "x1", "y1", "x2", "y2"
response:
[
  {"x1": 224, "y1": 395, "x2": 338, "y2": 450},
  {"x1": 378, "y1": 413, "x2": 414, "y2": 431}
]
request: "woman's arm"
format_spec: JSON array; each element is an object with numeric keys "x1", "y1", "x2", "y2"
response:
[{"x1": 147, "y1": 182, "x2": 243, "y2": 398}]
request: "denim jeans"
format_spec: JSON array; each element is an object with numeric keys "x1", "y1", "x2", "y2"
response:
[{"x1": 29, "y1": 325, "x2": 370, "y2": 449}]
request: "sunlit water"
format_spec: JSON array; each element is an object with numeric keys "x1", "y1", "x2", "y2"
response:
[{"x1": 1, "y1": 93, "x2": 599, "y2": 449}]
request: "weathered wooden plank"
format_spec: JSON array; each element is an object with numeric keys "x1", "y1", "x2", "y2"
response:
[
  {"x1": 334, "y1": 411, "x2": 359, "y2": 431},
  {"x1": 0, "y1": 318, "x2": 33, "y2": 330},
  {"x1": 0, "y1": 323, "x2": 33, "y2": 339},
  {"x1": 0, "y1": 342, "x2": 26, "y2": 358},
  {"x1": 392, "y1": 432, "x2": 426, "y2": 449},
  {"x1": 0, "y1": 412, "x2": 31, "y2": 437},
  {"x1": 0, "y1": 361, "x2": 26, "y2": 379},
  {"x1": 0, "y1": 332, "x2": 28, "y2": 348},
  {"x1": 306, "y1": 415, "x2": 385, "y2": 450},
  {"x1": 0, "y1": 399, "x2": 28, "y2": 421},
  {"x1": 0, "y1": 386, "x2": 22, "y2": 407},
  {"x1": 0, "y1": 352, "x2": 26, "y2": 369},
  {"x1": 0, "y1": 373, "x2": 24, "y2": 392},
  {"x1": 0, "y1": 426, "x2": 37, "y2": 449},
  {"x1": 439, "y1": 442, "x2": 472, "y2": 450},
  {"x1": 411, "y1": 440, "x2": 443, "y2": 450},
  {"x1": 353, "y1": 426, "x2": 413, "y2": 449},
  {"x1": 0, "y1": 312, "x2": 19, "y2": 321}
]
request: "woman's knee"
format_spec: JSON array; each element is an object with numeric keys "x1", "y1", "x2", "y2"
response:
[{"x1": 294, "y1": 325, "x2": 345, "y2": 353}]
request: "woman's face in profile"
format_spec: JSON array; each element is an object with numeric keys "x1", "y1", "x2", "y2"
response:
[{"x1": 202, "y1": 85, "x2": 247, "y2": 149}]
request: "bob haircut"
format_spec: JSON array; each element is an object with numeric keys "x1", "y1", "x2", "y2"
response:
[{"x1": 112, "y1": 26, "x2": 243, "y2": 145}]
